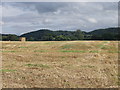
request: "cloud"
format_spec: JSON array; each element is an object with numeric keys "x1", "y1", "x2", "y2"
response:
[
  {"x1": 88, "y1": 18, "x2": 97, "y2": 23},
  {"x1": 1, "y1": 2, "x2": 118, "y2": 35}
]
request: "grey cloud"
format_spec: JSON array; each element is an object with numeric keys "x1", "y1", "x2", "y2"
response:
[
  {"x1": 1, "y1": 2, "x2": 118, "y2": 35},
  {"x1": 3, "y1": 2, "x2": 69, "y2": 13}
]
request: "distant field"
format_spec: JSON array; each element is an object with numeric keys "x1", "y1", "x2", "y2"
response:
[{"x1": 1, "y1": 41, "x2": 119, "y2": 88}]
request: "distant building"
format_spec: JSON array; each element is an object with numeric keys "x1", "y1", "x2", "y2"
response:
[{"x1": 19, "y1": 37, "x2": 26, "y2": 41}]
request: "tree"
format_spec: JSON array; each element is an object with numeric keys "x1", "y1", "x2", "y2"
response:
[
  {"x1": 2, "y1": 34, "x2": 19, "y2": 41},
  {"x1": 74, "y1": 29, "x2": 84, "y2": 40},
  {"x1": 101, "y1": 33, "x2": 114, "y2": 40},
  {"x1": 91, "y1": 34, "x2": 102, "y2": 40},
  {"x1": 7, "y1": 35, "x2": 19, "y2": 41},
  {"x1": 55, "y1": 35, "x2": 70, "y2": 41},
  {"x1": 29, "y1": 37, "x2": 35, "y2": 41}
]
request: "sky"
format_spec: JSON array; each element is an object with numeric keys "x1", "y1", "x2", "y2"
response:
[{"x1": 0, "y1": 2, "x2": 118, "y2": 35}]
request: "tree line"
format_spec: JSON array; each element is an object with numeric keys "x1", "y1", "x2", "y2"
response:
[{"x1": 1, "y1": 27, "x2": 119, "y2": 41}]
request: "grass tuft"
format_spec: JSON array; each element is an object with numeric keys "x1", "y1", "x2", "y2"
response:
[
  {"x1": 108, "y1": 51, "x2": 120, "y2": 53},
  {"x1": 61, "y1": 44, "x2": 74, "y2": 49},
  {"x1": 34, "y1": 50, "x2": 47, "y2": 52},
  {"x1": 18, "y1": 47, "x2": 28, "y2": 48},
  {"x1": 60, "y1": 50, "x2": 86, "y2": 53},
  {"x1": 25, "y1": 64, "x2": 50, "y2": 68},
  {"x1": 0, "y1": 69, "x2": 17, "y2": 72},
  {"x1": 60, "y1": 50, "x2": 100, "y2": 53},
  {"x1": 2, "y1": 50, "x2": 18, "y2": 52},
  {"x1": 89, "y1": 50, "x2": 99, "y2": 53}
]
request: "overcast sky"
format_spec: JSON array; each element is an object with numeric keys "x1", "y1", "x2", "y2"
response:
[{"x1": 0, "y1": 2, "x2": 118, "y2": 35}]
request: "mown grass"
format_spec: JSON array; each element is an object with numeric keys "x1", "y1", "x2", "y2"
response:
[
  {"x1": 25, "y1": 64, "x2": 50, "y2": 68},
  {"x1": 81, "y1": 65, "x2": 95, "y2": 68},
  {"x1": 1, "y1": 50, "x2": 18, "y2": 52},
  {"x1": 61, "y1": 44, "x2": 74, "y2": 49},
  {"x1": 34, "y1": 50, "x2": 47, "y2": 52},
  {"x1": 44, "y1": 42, "x2": 55, "y2": 45},
  {"x1": 108, "y1": 51, "x2": 120, "y2": 53},
  {"x1": 0, "y1": 69, "x2": 17, "y2": 72},
  {"x1": 60, "y1": 50, "x2": 87, "y2": 53},
  {"x1": 89, "y1": 50, "x2": 99, "y2": 53},
  {"x1": 2, "y1": 41, "x2": 118, "y2": 88},
  {"x1": 60, "y1": 50, "x2": 119, "y2": 53},
  {"x1": 60, "y1": 50, "x2": 99, "y2": 53},
  {"x1": 117, "y1": 74, "x2": 120, "y2": 86},
  {"x1": 97, "y1": 44, "x2": 114, "y2": 50},
  {"x1": 18, "y1": 47, "x2": 28, "y2": 48}
]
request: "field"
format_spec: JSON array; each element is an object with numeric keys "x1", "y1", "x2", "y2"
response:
[{"x1": 1, "y1": 41, "x2": 119, "y2": 88}]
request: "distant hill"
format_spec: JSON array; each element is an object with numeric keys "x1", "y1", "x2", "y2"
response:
[
  {"x1": 87, "y1": 27, "x2": 119, "y2": 40},
  {"x1": 88, "y1": 28, "x2": 118, "y2": 36},
  {"x1": 20, "y1": 29, "x2": 81, "y2": 41},
  {"x1": 1, "y1": 27, "x2": 119, "y2": 41}
]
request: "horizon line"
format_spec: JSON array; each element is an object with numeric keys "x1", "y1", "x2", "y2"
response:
[{"x1": 1, "y1": 26, "x2": 118, "y2": 36}]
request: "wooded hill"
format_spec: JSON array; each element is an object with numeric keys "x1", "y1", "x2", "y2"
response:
[{"x1": 1, "y1": 27, "x2": 119, "y2": 41}]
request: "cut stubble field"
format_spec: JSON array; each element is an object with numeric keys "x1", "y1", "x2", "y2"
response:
[{"x1": 1, "y1": 41, "x2": 119, "y2": 88}]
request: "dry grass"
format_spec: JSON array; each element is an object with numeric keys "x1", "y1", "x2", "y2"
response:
[{"x1": 1, "y1": 41, "x2": 119, "y2": 88}]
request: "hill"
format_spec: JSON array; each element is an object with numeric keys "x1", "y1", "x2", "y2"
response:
[
  {"x1": 21, "y1": 27, "x2": 119, "y2": 41},
  {"x1": 1, "y1": 27, "x2": 119, "y2": 41},
  {"x1": 21, "y1": 29, "x2": 84, "y2": 41},
  {"x1": 88, "y1": 27, "x2": 119, "y2": 40}
]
